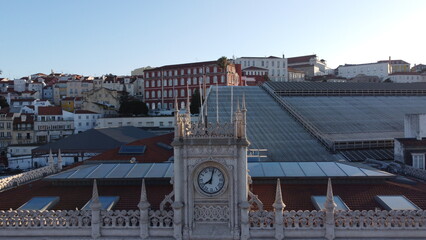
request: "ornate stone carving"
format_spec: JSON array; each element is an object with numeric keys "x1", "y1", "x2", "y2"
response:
[
  {"x1": 334, "y1": 210, "x2": 426, "y2": 229},
  {"x1": 101, "y1": 210, "x2": 140, "y2": 228},
  {"x1": 0, "y1": 210, "x2": 91, "y2": 228},
  {"x1": 249, "y1": 210, "x2": 274, "y2": 229},
  {"x1": 283, "y1": 210, "x2": 325, "y2": 228},
  {"x1": 194, "y1": 205, "x2": 230, "y2": 222},
  {"x1": 185, "y1": 122, "x2": 235, "y2": 138},
  {"x1": 248, "y1": 191, "x2": 264, "y2": 211}
]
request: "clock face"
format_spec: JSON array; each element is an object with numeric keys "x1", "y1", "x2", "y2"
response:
[{"x1": 197, "y1": 166, "x2": 225, "y2": 194}]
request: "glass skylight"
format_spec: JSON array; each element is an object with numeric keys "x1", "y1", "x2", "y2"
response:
[
  {"x1": 375, "y1": 195, "x2": 421, "y2": 210},
  {"x1": 311, "y1": 196, "x2": 350, "y2": 211},
  {"x1": 18, "y1": 196, "x2": 59, "y2": 210},
  {"x1": 82, "y1": 196, "x2": 119, "y2": 210}
]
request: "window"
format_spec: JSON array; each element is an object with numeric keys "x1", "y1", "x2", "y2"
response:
[
  {"x1": 157, "y1": 80, "x2": 161, "y2": 87},
  {"x1": 145, "y1": 91, "x2": 150, "y2": 98},
  {"x1": 151, "y1": 81, "x2": 155, "y2": 87},
  {"x1": 181, "y1": 89, "x2": 185, "y2": 97},
  {"x1": 82, "y1": 196, "x2": 119, "y2": 211},
  {"x1": 412, "y1": 154, "x2": 425, "y2": 169},
  {"x1": 152, "y1": 91, "x2": 156, "y2": 98},
  {"x1": 375, "y1": 195, "x2": 420, "y2": 210},
  {"x1": 193, "y1": 77, "x2": 197, "y2": 85},
  {"x1": 18, "y1": 196, "x2": 60, "y2": 210},
  {"x1": 168, "y1": 79, "x2": 172, "y2": 86},
  {"x1": 311, "y1": 196, "x2": 350, "y2": 211},
  {"x1": 180, "y1": 78, "x2": 184, "y2": 85},
  {"x1": 157, "y1": 90, "x2": 161, "y2": 98},
  {"x1": 213, "y1": 67, "x2": 217, "y2": 73},
  {"x1": 163, "y1": 80, "x2": 167, "y2": 86}
]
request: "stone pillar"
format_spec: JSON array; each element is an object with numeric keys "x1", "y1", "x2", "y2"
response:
[
  {"x1": 172, "y1": 201, "x2": 184, "y2": 240},
  {"x1": 273, "y1": 179, "x2": 285, "y2": 240},
  {"x1": 324, "y1": 178, "x2": 336, "y2": 240},
  {"x1": 138, "y1": 179, "x2": 150, "y2": 240},
  {"x1": 239, "y1": 201, "x2": 250, "y2": 240},
  {"x1": 91, "y1": 179, "x2": 102, "y2": 239}
]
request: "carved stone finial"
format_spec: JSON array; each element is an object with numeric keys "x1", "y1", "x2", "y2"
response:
[
  {"x1": 57, "y1": 149, "x2": 62, "y2": 171},
  {"x1": 138, "y1": 179, "x2": 150, "y2": 210},
  {"x1": 324, "y1": 178, "x2": 337, "y2": 211},
  {"x1": 91, "y1": 179, "x2": 101, "y2": 210},
  {"x1": 48, "y1": 149, "x2": 54, "y2": 167},
  {"x1": 272, "y1": 179, "x2": 286, "y2": 210}
]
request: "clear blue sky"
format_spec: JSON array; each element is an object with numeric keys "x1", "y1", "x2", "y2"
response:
[{"x1": 1, "y1": 0, "x2": 425, "y2": 78}]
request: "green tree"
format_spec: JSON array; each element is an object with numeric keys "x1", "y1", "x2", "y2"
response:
[
  {"x1": 217, "y1": 56, "x2": 230, "y2": 84},
  {"x1": 190, "y1": 89, "x2": 202, "y2": 114},
  {"x1": 0, "y1": 96, "x2": 8, "y2": 109},
  {"x1": 119, "y1": 99, "x2": 148, "y2": 116}
]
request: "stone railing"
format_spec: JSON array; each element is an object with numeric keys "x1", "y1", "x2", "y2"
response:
[
  {"x1": 0, "y1": 210, "x2": 91, "y2": 228},
  {"x1": 148, "y1": 209, "x2": 174, "y2": 228},
  {"x1": 334, "y1": 210, "x2": 426, "y2": 229},
  {"x1": 100, "y1": 210, "x2": 140, "y2": 228},
  {"x1": 0, "y1": 165, "x2": 56, "y2": 191}
]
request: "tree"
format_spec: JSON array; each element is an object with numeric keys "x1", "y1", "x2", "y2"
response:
[
  {"x1": 217, "y1": 56, "x2": 230, "y2": 85},
  {"x1": 190, "y1": 89, "x2": 202, "y2": 114},
  {"x1": 0, "y1": 96, "x2": 8, "y2": 109},
  {"x1": 119, "y1": 92, "x2": 148, "y2": 116}
]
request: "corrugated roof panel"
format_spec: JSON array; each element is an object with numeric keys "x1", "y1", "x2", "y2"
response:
[
  {"x1": 248, "y1": 162, "x2": 264, "y2": 177},
  {"x1": 261, "y1": 162, "x2": 285, "y2": 177}
]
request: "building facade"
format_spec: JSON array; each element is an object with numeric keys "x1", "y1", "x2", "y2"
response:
[
  {"x1": 144, "y1": 60, "x2": 239, "y2": 110},
  {"x1": 236, "y1": 56, "x2": 288, "y2": 82},
  {"x1": 389, "y1": 72, "x2": 426, "y2": 83},
  {"x1": 81, "y1": 87, "x2": 122, "y2": 116},
  {"x1": 337, "y1": 62, "x2": 390, "y2": 79},
  {"x1": 287, "y1": 54, "x2": 331, "y2": 78},
  {"x1": 73, "y1": 110, "x2": 102, "y2": 133},
  {"x1": 34, "y1": 106, "x2": 74, "y2": 143}
]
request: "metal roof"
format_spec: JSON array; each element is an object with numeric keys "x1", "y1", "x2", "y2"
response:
[
  {"x1": 46, "y1": 162, "x2": 393, "y2": 180},
  {"x1": 204, "y1": 86, "x2": 339, "y2": 162},
  {"x1": 284, "y1": 96, "x2": 426, "y2": 141}
]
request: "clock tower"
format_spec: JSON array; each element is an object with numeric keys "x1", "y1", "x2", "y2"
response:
[{"x1": 172, "y1": 98, "x2": 250, "y2": 240}]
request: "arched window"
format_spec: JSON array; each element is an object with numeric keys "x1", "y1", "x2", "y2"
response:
[
  {"x1": 206, "y1": 76, "x2": 210, "y2": 84},
  {"x1": 151, "y1": 103, "x2": 156, "y2": 109},
  {"x1": 163, "y1": 90, "x2": 167, "y2": 97},
  {"x1": 145, "y1": 91, "x2": 150, "y2": 98},
  {"x1": 164, "y1": 80, "x2": 167, "y2": 87},
  {"x1": 158, "y1": 90, "x2": 161, "y2": 98},
  {"x1": 213, "y1": 76, "x2": 217, "y2": 83},
  {"x1": 151, "y1": 81, "x2": 155, "y2": 87},
  {"x1": 181, "y1": 89, "x2": 185, "y2": 97},
  {"x1": 187, "y1": 78, "x2": 191, "y2": 85},
  {"x1": 174, "y1": 78, "x2": 178, "y2": 86},
  {"x1": 145, "y1": 81, "x2": 149, "y2": 87},
  {"x1": 214, "y1": 67, "x2": 217, "y2": 73},
  {"x1": 193, "y1": 77, "x2": 197, "y2": 85},
  {"x1": 169, "y1": 79, "x2": 172, "y2": 86},
  {"x1": 157, "y1": 80, "x2": 161, "y2": 87},
  {"x1": 221, "y1": 76, "x2": 225, "y2": 83},
  {"x1": 181, "y1": 101, "x2": 185, "y2": 109},
  {"x1": 180, "y1": 78, "x2": 184, "y2": 85},
  {"x1": 152, "y1": 91, "x2": 156, "y2": 98}
]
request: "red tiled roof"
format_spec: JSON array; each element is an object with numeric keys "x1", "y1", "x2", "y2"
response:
[
  {"x1": 0, "y1": 179, "x2": 173, "y2": 210},
  {"x1": 13, "y1": 114, "x2": 35, "y2": 124},
  {"x1": 288, "y1": 67, "x2": 304, "y2": 73},
  {"x1": 2, "y1": 179, "x2": 426, "y2": 211},
  {"x1": 389, "y1": 72, "x2": 422, "y2": 76},
  {"x1": 288, "y1": 55, "x2": 317, "y2": 64},
  {"x1": 75, "y1": 110, "x2": 98, "y2": 114},
  {"x1": 252, "y1": 181, "x2": 426, "y2": 211},
  {"x1": 145, "y1": 60, "x2": 220, "y2": 72},
  {"x1": 395, "y1": 138, "x2": 426, "y2": 146},
  {"x1": 38, "y1": 106, "x2": 62, "y2": 115},
  {"x1": 88, "y1": 133, "x2": 174, "y2": 163}
]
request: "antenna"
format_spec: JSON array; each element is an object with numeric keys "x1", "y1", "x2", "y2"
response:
[
  {"x1": 216, "y1": 82, "x2": 219, "y2": 123},
  {"x1": 230, "y1": 85, "x2": 233, "y2": 122}
]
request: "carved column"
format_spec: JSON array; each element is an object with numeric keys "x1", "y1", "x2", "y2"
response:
[
  {"x1": 91, "y1": 180, "x2": 101, "y2": 239},
  {"x1": 138, "y1": 179, "x2": 150, "y2": 240},
  {"x1": 172, "y1": 201, "x2": 184, "y2": 240},
  {"x1": 273, "y1": 179, "x2": 285, "y2": 240},
  {"x1": 324, "y1": 178, "x2": 336, "y2": 240},
  {"x1": 239, "y1": 201, "x2": 250, "y2": 240}
]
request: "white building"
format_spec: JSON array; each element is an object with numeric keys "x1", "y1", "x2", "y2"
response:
[
  {"x1": 235, "y1": 56, "x2": 288, "y2": 82},
  {"x1": 13, "y1": 78, "x2": 27, "y2": 92},
  {"x1": 337, "y1": 62, "x2": 390, "y2": 79},
  {"x1": 74, "y1": 110, "x2": 102, "y2": 133},
  {"x1": 389, "y1": 72, "x2": 426, "y2": 83},
  {"x1": 96, "y1": 116, "x2": 195, "y2": 129}
]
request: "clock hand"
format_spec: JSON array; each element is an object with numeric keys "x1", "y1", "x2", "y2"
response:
[{"x1": 206, "y1": 169, "x2": 215, "y2": 185}]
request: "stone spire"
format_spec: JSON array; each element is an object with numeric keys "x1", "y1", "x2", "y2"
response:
[
  {"x1": 91, "y1": 179, "x2": 102, "y2": 210},
  {"x1": 57, "y1": 149, "x2": 63, "y2": 171},
  {"x1": 137, "y1": 179, "x2": 150, "y2": 210},
  {"x1": 272, "y1": 179, "x2": 286, "y2": 209},
  {"x1": 48, "y1": 149, "x2": 54, "y2": 167},
  {"x1": 324, "y1": 178, "x2": 337, "y2": 211}
]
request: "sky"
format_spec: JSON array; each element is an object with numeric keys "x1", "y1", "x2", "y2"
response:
[{"x1": 1, "y1": 0, "x2": 425, "y2": 78}]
